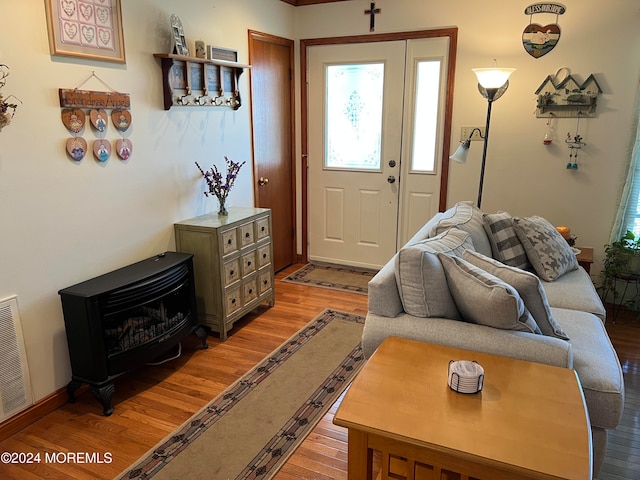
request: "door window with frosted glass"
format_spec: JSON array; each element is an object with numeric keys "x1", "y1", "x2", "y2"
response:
[
  {"x1": 325, "y1": 63, "x2": 384, "y2": 171},
  {"x1": 411, "y1": 59, "x2": 442, "y2": 173}
]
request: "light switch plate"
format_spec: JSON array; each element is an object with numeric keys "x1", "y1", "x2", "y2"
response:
[{"x1": 461, "y1": 126, "x2": 486, "y2": 141}]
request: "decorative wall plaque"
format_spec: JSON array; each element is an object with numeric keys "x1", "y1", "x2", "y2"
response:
[
  {"x1": 522, "y1": 3, "x2": 565, "y2": 58},
  {"x1": 534, "y1": 70, "x2": 602, "y2": 118}
]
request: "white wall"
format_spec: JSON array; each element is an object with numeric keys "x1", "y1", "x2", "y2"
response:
[
  {"x1": 0, "y1": 0, "x2": 294, "y2": 402},
  {"x1": 294, "y1": 0, "x2": 640, "y2": 275},
  {"x1": 2, "y1": 0, "x2": 639, "y2": 407}
]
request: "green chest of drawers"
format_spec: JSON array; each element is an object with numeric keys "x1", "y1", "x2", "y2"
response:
[{"x1": 174, "y1": 207, "x2": 275, "y2": 340}]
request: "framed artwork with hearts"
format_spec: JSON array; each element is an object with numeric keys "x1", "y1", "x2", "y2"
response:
[{"x1": 44, "y1": 0, "x2": 126, "y2": 63}]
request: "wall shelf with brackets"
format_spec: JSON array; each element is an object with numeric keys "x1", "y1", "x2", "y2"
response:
[
  {"x1": 534, "y1": 73, "x2": 602, "y2": 118},
  {"x1": 153, "y1": 54, "x2": 251, "y2": 110}
]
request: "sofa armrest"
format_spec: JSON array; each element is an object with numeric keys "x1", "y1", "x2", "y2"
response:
[
  {"x1": 362, "y1": 312, "x2": 573, "y2": 368},
  {"x1": 368, "y1": 260, "x2": 404, "y2": 317}
]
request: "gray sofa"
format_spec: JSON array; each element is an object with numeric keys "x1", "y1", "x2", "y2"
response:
[{"x1": 363, "y1": 201, "x2": 624, "y2": 477}]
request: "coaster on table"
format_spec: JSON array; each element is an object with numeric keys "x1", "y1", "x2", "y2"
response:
[{"x1": 448, "y1": 360, "x2": 484, "y2": 394}]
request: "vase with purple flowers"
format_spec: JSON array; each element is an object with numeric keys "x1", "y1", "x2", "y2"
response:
[{"x1": 196, "y1": 157, "x2": 246, "y2": 216}]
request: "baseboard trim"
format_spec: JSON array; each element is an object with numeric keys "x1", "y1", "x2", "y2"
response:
[{"x1": 0, "y1": 385, "x2": 86, "y2": 442}]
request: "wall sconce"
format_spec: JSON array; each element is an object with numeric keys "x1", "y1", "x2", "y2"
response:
[{"x1": 450, "y1": 65, "x2": 516, "y2": 208}]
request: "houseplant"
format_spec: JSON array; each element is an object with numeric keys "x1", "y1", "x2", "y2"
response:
[
  {"x1": 195, "y1": 156, "x2": 246, "y2": 216},
  {"x1": 598, "y1": 229, "x2": 640, "y2": 306}
]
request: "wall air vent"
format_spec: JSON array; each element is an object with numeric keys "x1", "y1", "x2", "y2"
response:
[{"x1": 0, "y1": 296, "x2": 33, "y2": 423}]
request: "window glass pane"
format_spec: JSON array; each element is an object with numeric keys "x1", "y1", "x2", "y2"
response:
[
  {"x1": 326, "y1": 63, "x2": 384, "y2": 170},
  {"x1": 412, "y1": 60, "x2": 442, "y2": 172}
]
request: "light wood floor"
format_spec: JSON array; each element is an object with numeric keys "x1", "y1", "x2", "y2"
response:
[
  {"x1": 598, "y1": 307, "x2": 640, "y2": 480},
  {"x1": 0, "y1": 264, "x2": 638, "y2": 479}
]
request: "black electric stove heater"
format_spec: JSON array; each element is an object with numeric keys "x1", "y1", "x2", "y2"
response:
[{"x1": 58, "y1": 252, "x2": 207, "y2": 415}]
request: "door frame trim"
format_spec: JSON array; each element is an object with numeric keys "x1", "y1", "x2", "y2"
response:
[{"x1": 300, "y1": 28, "x2": 458, "y2": 262}]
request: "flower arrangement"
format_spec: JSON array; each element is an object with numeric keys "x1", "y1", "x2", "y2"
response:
[
  {"x1": 195, "y1": 156, "x2": 246, "y2": 215},
  {"x1": 0, "y1": 64, "x2": 19, "y2": 132}
]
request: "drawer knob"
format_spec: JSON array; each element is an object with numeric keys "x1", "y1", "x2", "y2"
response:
[
  {"x1": 248, "y1": 288, "x2": 253, "y2": 294},
  {"x1": 228, "y1": 239, "x2": 232, "y2": 245},
  {"x1": 245, "y1": 232, "x2": 250, "y2": 238},
  {"x1": 231, "y1": 298, "x2": 236, "y2": 304},
  {"x1": 262, "y1": 253, "x2": 267, "y2": 259},
  {"x1": 230, "y1": 270, "x2": 235, "y2": 276},
  {"x1": 263, "y1": 279, "x2": 268, "y2": 285},
  {"x1": 247, "y1": 261, "x2": 252, "y2": 266}
]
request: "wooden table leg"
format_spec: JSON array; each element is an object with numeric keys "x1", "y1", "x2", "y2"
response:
[{"x1": 347, "y1": 429, "x2": 373, "y2": 479}]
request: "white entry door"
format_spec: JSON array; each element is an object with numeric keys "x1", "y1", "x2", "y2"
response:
[{"x1": 308, "y1": 38, "x2": 450, "y2": 269}]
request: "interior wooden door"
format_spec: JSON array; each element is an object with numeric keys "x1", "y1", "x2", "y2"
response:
[{"x1": 249, "y1": 31, "x2": 296, "y2": 272}]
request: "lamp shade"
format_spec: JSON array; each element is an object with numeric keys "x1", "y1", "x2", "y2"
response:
[
  {"x1": 449, "y1": 141, "x2": 470, "y2": 164},
  {"x1": 472, "y1": 68, "x2": 516, "y2": 89}
]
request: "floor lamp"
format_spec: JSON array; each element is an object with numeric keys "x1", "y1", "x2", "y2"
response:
[{"x1": 450, "y1": 67, "x2": 516, "y2": 209}]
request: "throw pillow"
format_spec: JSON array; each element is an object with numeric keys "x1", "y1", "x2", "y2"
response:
[
  {"x1": 512, "y1": 215, "x2": 579, "y2": 282},
  {"x1": 395, "y1": 228, "x2": 473, "y2": 319},
  {"x1": 431, "y1": 201, "x2": 493, "y2": 257},
  {"x1": 482, "y1": 211, "x2": 531, "y2": 270},
  {"x1": 437, "y1": 253, "x2": 541, "y2": 334},
  {"x1": 463, "y1": 250, "x2": 569, "y2": 340}
]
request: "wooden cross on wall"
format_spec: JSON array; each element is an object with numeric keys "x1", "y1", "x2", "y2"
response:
[{"x1": 365, "y1": 1, "x2": 381, "y2": 32}]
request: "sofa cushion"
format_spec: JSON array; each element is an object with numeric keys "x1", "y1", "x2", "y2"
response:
[
  {"x1": 542, "y1": 267, "x2": 606, "y2": 322},
  {"x1": 438, "y1": 253, "x2": 541, "y2": 334},
  {"x1": 463, "y1": 250, "x2": 569, "y2": 340},
  {"x1": 483, "y1": 211, "x2": 531, "y2": 270},
  {"x1": 513, "y1": 215, "x2": 579, "y2": 281},
  {"x1": 431, "y1": 201, "x2": 492, "y2": 257},
  {"x1": 395, "y1": 229, "x2": 472, "y2": 319},
  {"x1": 552, "y1": 307, "x2": 625, "y2": 430},
  {"x1": 362, "y1": 312, "x2": 572, "y2": 367},
  {"x1": 405, "y1": 212, "x2": 444, "y2": 247}
]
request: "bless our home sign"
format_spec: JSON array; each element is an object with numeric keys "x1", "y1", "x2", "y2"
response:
[{"x1": 522, "y1": 3, "x2": 566, "y2": 59}]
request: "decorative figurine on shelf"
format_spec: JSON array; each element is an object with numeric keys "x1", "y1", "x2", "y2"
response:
[
  {"x1": 0, "y1": 64, "x2": 20, "y2": 132},
  {"x1": 195, "y1": 156, "x2": 246, "y2": 216}
]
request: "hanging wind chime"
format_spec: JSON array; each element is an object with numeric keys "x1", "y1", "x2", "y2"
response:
[{"x1": 565, "y1": 112, "x2": 586, "y2": 169}]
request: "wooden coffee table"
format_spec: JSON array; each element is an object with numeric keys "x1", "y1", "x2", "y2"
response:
[{"x1": 334, "y1": 337, "x2": 592, "y2": 480}]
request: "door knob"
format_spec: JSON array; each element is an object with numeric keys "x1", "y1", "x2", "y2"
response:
[
  {"x1": 387, "y1": 175, "x2": 396, "y2": 184},
  {"x1": 258, "y1": 177, "x2": 269, "y2": 186}
]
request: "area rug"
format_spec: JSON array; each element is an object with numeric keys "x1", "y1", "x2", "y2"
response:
[
  {"x1": 282, "y1": 262, "x2": 377, "y2": 295},
  {"x1": 115, "y1": 309, "x2": 365, "y2": 480}
]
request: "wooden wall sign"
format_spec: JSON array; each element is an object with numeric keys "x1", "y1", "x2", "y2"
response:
[
  {"x1": 59, "y1": 89, "x2": 131, "y2": 109},
  {"x1": 522, "y1": 3, "x2": 565, "y2": 58}
]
